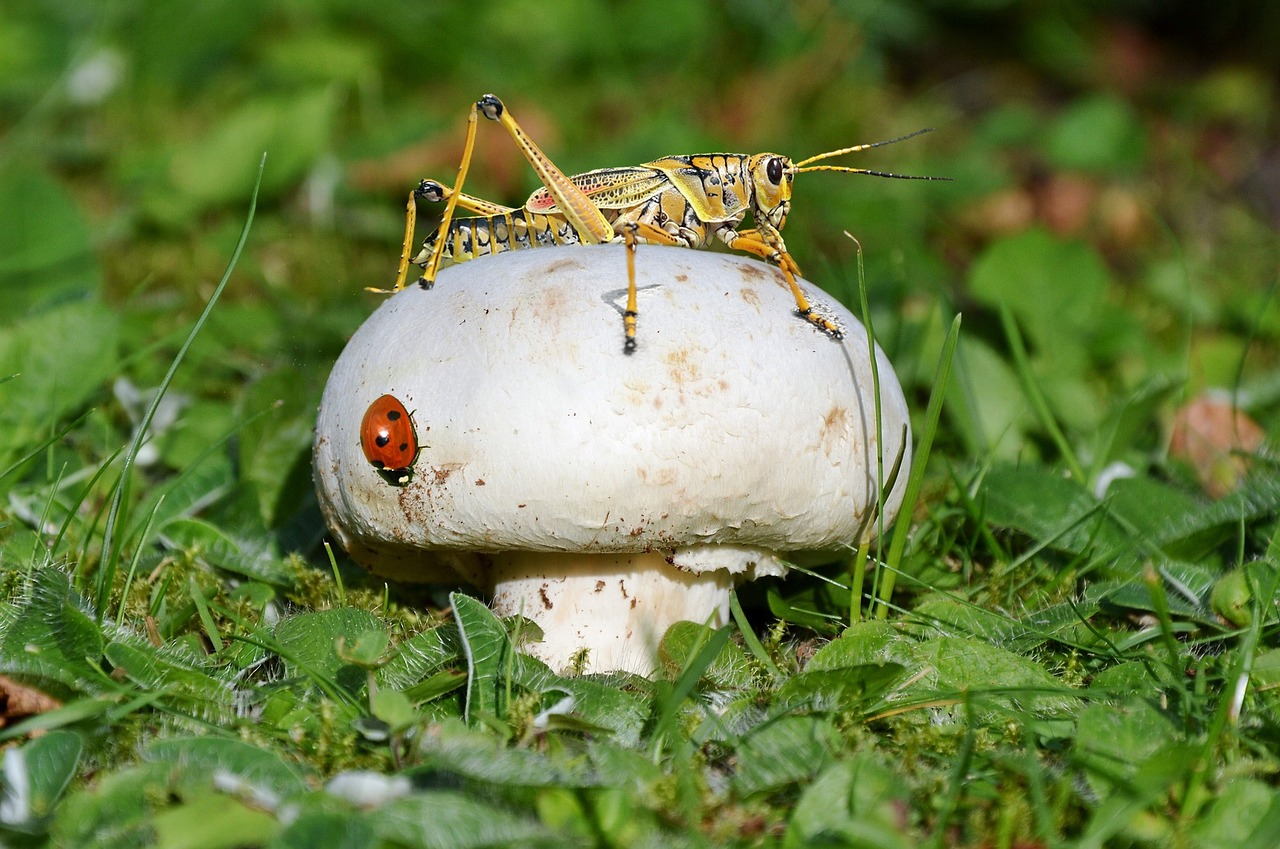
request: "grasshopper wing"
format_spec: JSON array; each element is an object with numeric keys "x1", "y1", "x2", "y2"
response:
[{"x1": 526, "y1": 166, "x2": 670, "y2": 214}]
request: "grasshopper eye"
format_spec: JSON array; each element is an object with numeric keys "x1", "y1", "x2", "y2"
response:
[{"x1": 766, "y1": 157, "x2": 784, "y2": 185}]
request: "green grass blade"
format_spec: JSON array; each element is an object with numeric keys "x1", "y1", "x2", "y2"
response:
[
  {"x1": 730, "y1": 590, "x2": 781, "y2": 681},
  {"x1": 94, "y1": 153, "x2": 267, "y2": 620},
  {"x1": 649, "y1": 624, "x2": 731, "y2": 755},
  {"x1": 876, "y1": 313, "x2": 962, "y2": 619},
  {"x1": 999, "y1": 303, "x2": 1087, "y2": 483}
]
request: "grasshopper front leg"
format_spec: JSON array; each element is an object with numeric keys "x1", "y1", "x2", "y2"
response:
[{"x1": 719, "y1": 228, "x2": 844, "y2": 339}]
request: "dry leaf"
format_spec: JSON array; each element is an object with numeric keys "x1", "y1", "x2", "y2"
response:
[{"x1": 1169, "y1": 392, "x2": 1266, "y2": 497}]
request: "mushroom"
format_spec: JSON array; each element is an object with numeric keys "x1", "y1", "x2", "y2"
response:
[{"x1": 313, "y1": 245, "x2": 911, "y2": 676}]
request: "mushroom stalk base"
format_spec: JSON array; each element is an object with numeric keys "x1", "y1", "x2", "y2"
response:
[{"x1": 486, "y1": 551, "x2": 734, "y2": 677}]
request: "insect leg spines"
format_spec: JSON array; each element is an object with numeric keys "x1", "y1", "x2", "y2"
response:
[{"x1": 477, "y1": 95, "x2": 615, "y2": 246}]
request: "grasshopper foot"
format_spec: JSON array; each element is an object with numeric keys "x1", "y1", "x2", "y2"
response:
[
  {"x1": 797, "y1": 308, "x2": 844, "y2": 340},
  {"x1": 623, "y1": 309, "x2": 638, "y2": 355}
]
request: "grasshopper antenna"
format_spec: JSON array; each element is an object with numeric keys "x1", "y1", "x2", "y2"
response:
[{"x1": 792, "y1": 128, "x2": 952, "y2": 181}]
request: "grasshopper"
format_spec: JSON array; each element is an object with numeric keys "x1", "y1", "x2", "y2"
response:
[{"x1": 387, "y1": 94, "x2": 945, "y2": 353}]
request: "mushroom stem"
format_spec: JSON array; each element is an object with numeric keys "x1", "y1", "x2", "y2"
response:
[{"x1": 486, "y1": 551, "x2": 734, "y2": 677}]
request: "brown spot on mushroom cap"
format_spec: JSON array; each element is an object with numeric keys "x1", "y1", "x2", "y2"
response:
[
  {"x1": 820, "y1": 405, "x2": 850, "y2": 455},
  {"x1": 431, "y1": 464, "x2": 460, "y2": 484},
  {"x1": 531, "y1": 279, "x2": 573, "y2": 325},
  {"x1": 664, "y1": 348, "x2": 702, "y2": 387}
]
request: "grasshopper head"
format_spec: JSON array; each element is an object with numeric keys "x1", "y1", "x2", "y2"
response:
[{"x1": 747, "y1": 154, "x2": 794, "y2": 232}]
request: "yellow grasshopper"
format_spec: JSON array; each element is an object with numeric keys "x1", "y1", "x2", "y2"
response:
[{"x1": 388, "y1": 94, "x2": 945, "y2": 353}]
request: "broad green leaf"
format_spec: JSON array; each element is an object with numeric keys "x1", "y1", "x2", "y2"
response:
[
  {"x1": 784, "y1": 757, "x2": 913, "y2": 849},
  {"x1": 127, "y1": 455, "x2": 236, "y2": 543},
  {"x1": 1042, "y1": 93, "x2": 1147, "y2": 174},
  {"x1": 1140, "y1": 474, "x2": 1280, "y2": 558},
  {"x1": 370, "y1": 688, "x2": 418, "y2": 731},
  {"x1": 416, "y1": 718, "x2": 598, "y2": 789},
  {"x1": 913, "y1": 595, "x2": 1099, "y2": 652},
  {"x1": 377, "y1": 624, "x2": 462, "y2": 690},
  {"x1": 375, "y1": 791, "x2": 548, "y2": 849},
  {"x1": 1090, "y1": 561, "x2": 1217, "y2": 621},
  {"x1": 1074, "y1": 741, "x2": 1200, "y2": 847},
  {"x1": 151, "y1": 792, "x2": 278, "y2": 849},
  {"x1": 775, "y1": 664, "x2": 907, "y2": 713},
  {"x1": 968, "y1": 229, "x2": 1115, "y2": 381},
  {"x1": 945, "y1": 334, "x2": 1028, "y2": 459},
  {"x1": 146, "y1": 737, "x2": 311, "y2": 798},
  {"x1": 236, "y1": 367, "x2": 319, "y2": 528},
  {"x1": 104, "y1": 638, "x2": 237, "y2": 722},
  {"x1": 0, "y1": 300, "x2": 119, "y2": 466},
  {"x1": 1250, "y1": 648, "x2": 1280, "y2": 690},
  {"x1": 584, "y1": 740, "x2": 664, "y2": 788},
  {"x1": 274, "y1": 607, "x2": 383, "y2": 695},
  {"x1": 163, "y1": 89, "x2": 336, "y2": 210},
  {"x1": 0, "y1": 568, "x2": 103, "y2": 694},
  {"x1": 1189, "y1": 780, "x2": 1280, "y2": 849},
  {"x1": 979, "y1": 465, "x2": 1129, "y2": 555},
  {"x1": 338, "y1": 628, "x2": 390, "y2": 668},
  {"x1": 272, "y1": 805, "x2": 378, "y2": 849},
  {"x1": 1237, "y1": 797, "x2": 1280, "y2": 849},
  {"x1": 403, "y1": 668, "x2": 468, "y2": 705},
  {"x1": 908, "y1": 635, "x2": 1074, "y2": 718},
  {"x1": 48, "y1": 762, "x2": 172, "y2": 847},
  {"x1": 513, "y1": 656, "x2": 649, "y2": 745},
  {"x1": 806, "y1": 620, "x2": 915, "y2": 670},
  {"x1": 1072, "y1": 697, "x2": 1176, "y2": 799},
  {"x1": 0, "y1": 162, "x2": 99, "y2": 315},
  {"x1": 451, "y1": 593, "x2": 511, "y2": 723},
  {"x1": 5, "y1": 730, "x2": 83, "y2": 821},
  {"x1": 731, "y1": 715, "x2": 841, "y2": 797},
  {"x1": 157, "y1": 517, "x2": 294, "y2": 586}
]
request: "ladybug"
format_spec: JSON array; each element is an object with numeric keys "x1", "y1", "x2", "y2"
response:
[{"x1": 359, "y1": 394, "x2": 420, "y2": 486}]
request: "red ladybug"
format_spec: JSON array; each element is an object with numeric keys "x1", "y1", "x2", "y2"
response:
[{"x1": 360, "y1": 394, "x2": 419, "y2": 485}]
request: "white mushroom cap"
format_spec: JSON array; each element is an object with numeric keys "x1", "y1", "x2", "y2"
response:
[{"x1": 314, "y1": 244, "x2": 910, "y2": 674}]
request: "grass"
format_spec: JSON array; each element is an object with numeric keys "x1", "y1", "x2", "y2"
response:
[{"x1": 1, "y1": 2, "x2": 1279, "y2": 847}]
